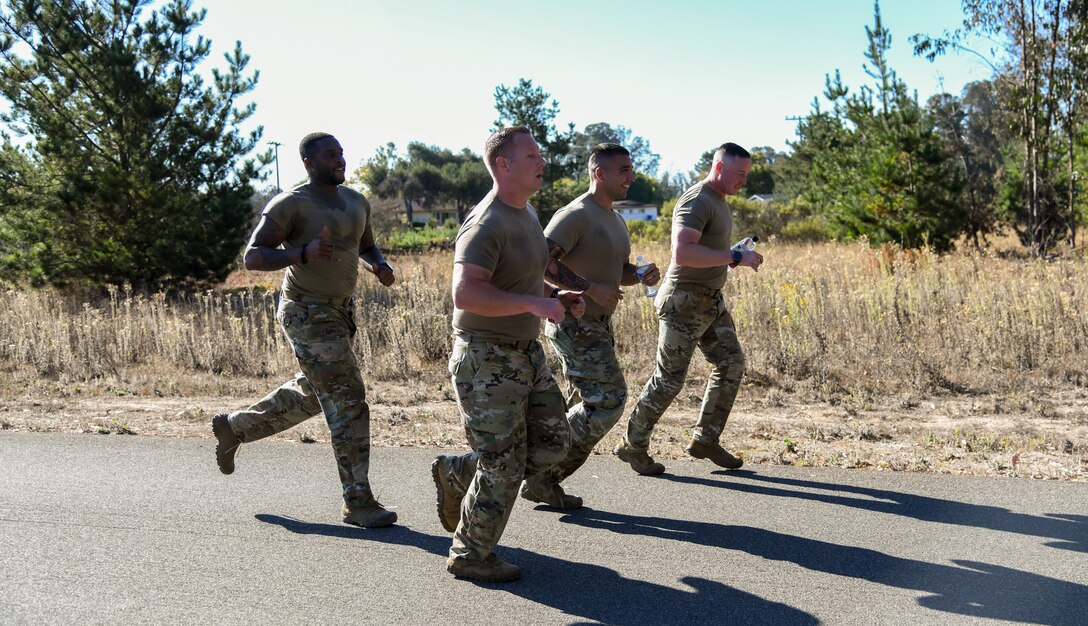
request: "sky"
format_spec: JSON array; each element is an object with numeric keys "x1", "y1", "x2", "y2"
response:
[{"x1": 191, "y1": 0, "x2": 996, "y2": 188}]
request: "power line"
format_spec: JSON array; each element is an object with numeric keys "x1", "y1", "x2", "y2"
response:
[{"x1": 269, "y1": 141, "x2": 282, "y2": 192}]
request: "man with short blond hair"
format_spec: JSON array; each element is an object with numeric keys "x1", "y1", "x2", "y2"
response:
[
  {"x1": 615, "y1": 142, "x2": 763, "y2": 475},
  {"x1": 431, "y1": 127, "x2": 585, "y2": 583}
]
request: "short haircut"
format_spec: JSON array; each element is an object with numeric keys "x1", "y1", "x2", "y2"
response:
[
  {"x1": 713, "y1": 142, "x2": 751, "y2": 162},
  {"x1": 484, "y1": 126, "x2": 531, "y2": 170},
  {"x1": 299, "y1": 132, "x2": 335, "y2": 160},
  {"x1": 588, "y1": 143, "x2": 631, "y2": 175}
]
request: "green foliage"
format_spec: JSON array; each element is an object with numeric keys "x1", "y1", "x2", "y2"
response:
[
  {"x1": 536, "y1": 177, "x2": 584, "y2": 223},
  {"x1": 493, "y1": 79, "x2": 665, "y2": 215},
  {"x1": 627, "y1": 198, "x2": 675, "y2": 244},
  {"x1": 742, "y1": 146, "x2": 783, "y2": 196},
  {"x1": 784, "y1": 3, "x2": 968, "y2": 251},
  {"x1": 493, "y1": 78, "x2": 579, "y2": 186},
  {"x1": 913, "y1": 0, "x2": 1088, "y2": 254},
  {"x1": 927, "y1": 81, "x2": 1008, "y2": 248},
  {"x1": 0, "y1": 0, "x2": 267, "y2": 288},
  {"x1": 382, "y1": 222, "x2": 460, "y2": 252},
  {"x1": 690, "y1": 149, "x2": 714, "y2": 181},
  {"x1": 627, "y1": 172, "x2": 668, "y2": 206},
  {"x1": 571, "y1": 122, "x2": 661, "y2": 177},
  {"x1": 731, "y1": 197, "x2": 831, "y2": 243},
  {"x1": 354, "y1": 142, "x2": 490, "y2": 224}
]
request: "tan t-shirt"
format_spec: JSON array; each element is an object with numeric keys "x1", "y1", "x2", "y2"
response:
[
  {"x1": 452, "y1": 191, "x2": 548, "y2": 342},
  {"x1": 544, "y1": 192, "x2": 631, "y2": 317},
  {"x1": 662, "y1": 181, "x2": 732, "y2": 292},
  {"x1": 264, "y1": 183, "x2": 371, "y2": 301}
]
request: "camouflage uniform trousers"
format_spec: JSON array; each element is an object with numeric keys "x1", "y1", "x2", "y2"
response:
[
  {"x1": 225, "y1": 297, "x2": 379, "y2": 508},
  {"x1": 540, "y1": 314, "x2": 627, "y2": 485},
  {"x1": 624, "y1": 284, "x2": 746, "y2": 451},
  {"x1": 442, "y1": 337, "x2": 570, "y2": 562}
]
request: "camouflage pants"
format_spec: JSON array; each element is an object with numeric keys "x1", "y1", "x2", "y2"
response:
[
  {"x1": 226, "y1": 297, "x2": 377, "y2": 509},
  {"x1": 445, "y1": 337, "x2": 570, "y2": 562},
  {"x1": 625, "y1": 285, "x2": 746, "y2": 451},
  {"x1": 541, "y1": 314, "x2": 627, "y2": 484}
]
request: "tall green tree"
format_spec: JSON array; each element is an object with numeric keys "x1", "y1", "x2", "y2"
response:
[
  {"x1": 914, "y1": 0, "x2": 1088, "y2": 253},
  {"x1": 927, "y1": 81, "x2": 1008, "y2": 247},
  {"x1": 356, "y1": 142, "x2": 490, "y2": 224},
  {"x1": 789, "y1": 2, "x2": 967, "y2": 250},
  {"x1": 570, "y1": 122, "x2": 661, "y2": 177},
  {"x1": 0, "y1": 0, "x2": 267, "y2": 287}
]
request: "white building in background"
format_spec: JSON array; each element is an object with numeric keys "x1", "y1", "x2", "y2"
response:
[
  {"x1": 410, "y1": 207, "x2": 455, "y2": 226},
  {"x1": 748, "y1": 194, "x2": 775, "y2": 203},
  {"x1": 613, "y1": 200, "x2": 658, "y2": 221}
]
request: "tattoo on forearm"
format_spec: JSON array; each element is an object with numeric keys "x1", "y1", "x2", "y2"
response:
[{"x1": 544, "y1": 240, "x2": 590, "y2": 290}]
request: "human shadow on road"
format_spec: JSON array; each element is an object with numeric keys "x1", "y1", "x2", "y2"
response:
[
  {"x1": 500, "y1": 545, "x2": 817, "y2": 626},
  {"x1": 657, "y1": 471, "x2": 1087, "y2": 553},
  {"x1": 558, "y1": 507, "x2": 1087, "y2": 625},
  {"x1": 255, "y1": 513, "x2": 817, "y2": 625},
  {"x1": 255, "y1": 514, "x2": 448, "y2": 556}
]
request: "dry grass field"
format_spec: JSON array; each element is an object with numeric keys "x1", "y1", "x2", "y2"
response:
[{"x1": 1, "y1": 240, "x2": 1085, "y2": 481}]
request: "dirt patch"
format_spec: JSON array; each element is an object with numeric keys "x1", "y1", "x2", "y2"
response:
[{"x1": 2, "y1": 377, "x2": 1084, "y2": 481}]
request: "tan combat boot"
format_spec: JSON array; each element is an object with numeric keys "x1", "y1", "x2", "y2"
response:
[
  {"x1": 446, "y1": 554, "x2": 522, "y2": 583},
  {"x1": 342, "y1": 497, "x2": 397, "y2": 528},
  {"x1": 686, "y1": 439, "x2": 744, "y2": 469},
  {"x1": 520, "y1": 476, "x2": 583, "y2": 510},
  {"x1": 614, "y1": 442, "x2": 666, "y2": 476},
  {"x1": 211, "y1": 413, "x2": 240, "y2": 475},
  {"x1": 431, "y1": 455, "x2": 464, "y2": 532}
]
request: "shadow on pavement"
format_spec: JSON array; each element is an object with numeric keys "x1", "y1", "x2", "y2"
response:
[
  {"x1": 558, "y1": 507, "x2": 1087, "y2": 625},
  {"x1": 659, "y1": 471, "x2": 1087, "y2": 553},
  {"x1": 254, "y1": 514, "x2": 448, "y2": 556},
  {"x1": 255, "y1": 513, "x2": 818, "y2": 625}
]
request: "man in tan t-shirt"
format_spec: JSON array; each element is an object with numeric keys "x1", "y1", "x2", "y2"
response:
[
  {"x1": 210, "y1": 132, "x2": 399, "y2": 528},
  {"x1": 520, "y1": 143, "x2": 660, "y2": 508},
  {"x1": 616, "y1": 142, "x2": 763, "y2": 475},
  {"x1": 431, "y1": 126, "x2": 585, "y2": 583}
]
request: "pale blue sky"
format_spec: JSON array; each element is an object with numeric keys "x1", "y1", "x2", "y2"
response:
[{"x1": 195, "y1": 0, "x2": 995, "y2": 187}]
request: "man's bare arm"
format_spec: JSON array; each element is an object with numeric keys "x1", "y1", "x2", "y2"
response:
[
  {"x1": 243, "y1": 216, "x2": 298, "y2": 271},
  {"x1": 244, "y1": 216, "x2": 334, "y2": 271},
  {"x1": 358, "y1": 219, "x2": 395, "y2": 286},
  {"x1": 545, "y1": 237, "x2": 623, "y2": 308},
  {"x1": 454, "y1": 262, "x2": 565, "y2": 323},
  {"x1": 544, "y1": 238, "x2": 590, "y2": 290},
  {"x1": 673, "y1": 226, "x2": 762, "y2": 270}
]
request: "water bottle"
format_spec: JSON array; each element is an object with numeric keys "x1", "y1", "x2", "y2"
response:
[
  {"x1": 635, "y1": 255, "x2": 657, "y2": 297},
  {"x1": 728, "y1": 235, "x2": 759, "y2": 272}
]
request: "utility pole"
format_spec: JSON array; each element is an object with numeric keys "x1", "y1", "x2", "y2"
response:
[{"x1": 269, "y1": 141, "x2": 282, "y2": 192}]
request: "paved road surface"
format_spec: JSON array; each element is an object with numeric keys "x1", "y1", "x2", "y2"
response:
[{"x1": 1, "y1": 432, "x2": 1085, "y2": 625}]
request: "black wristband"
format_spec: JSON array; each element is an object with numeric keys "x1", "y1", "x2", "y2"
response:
[
  {"x1": 731, "y1": 249, "x2": 743, "y2": 265},
  {"x1": 550, "y1": 287, "x2": 560, "y2": 299},
  {"x1": 300, "y1": 246, "x2": 308, "y2": 265}
]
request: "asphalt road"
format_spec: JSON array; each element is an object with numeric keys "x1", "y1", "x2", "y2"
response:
[{"x1": 1, "y1": 431, "x2": 1085, "y2": 625}]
